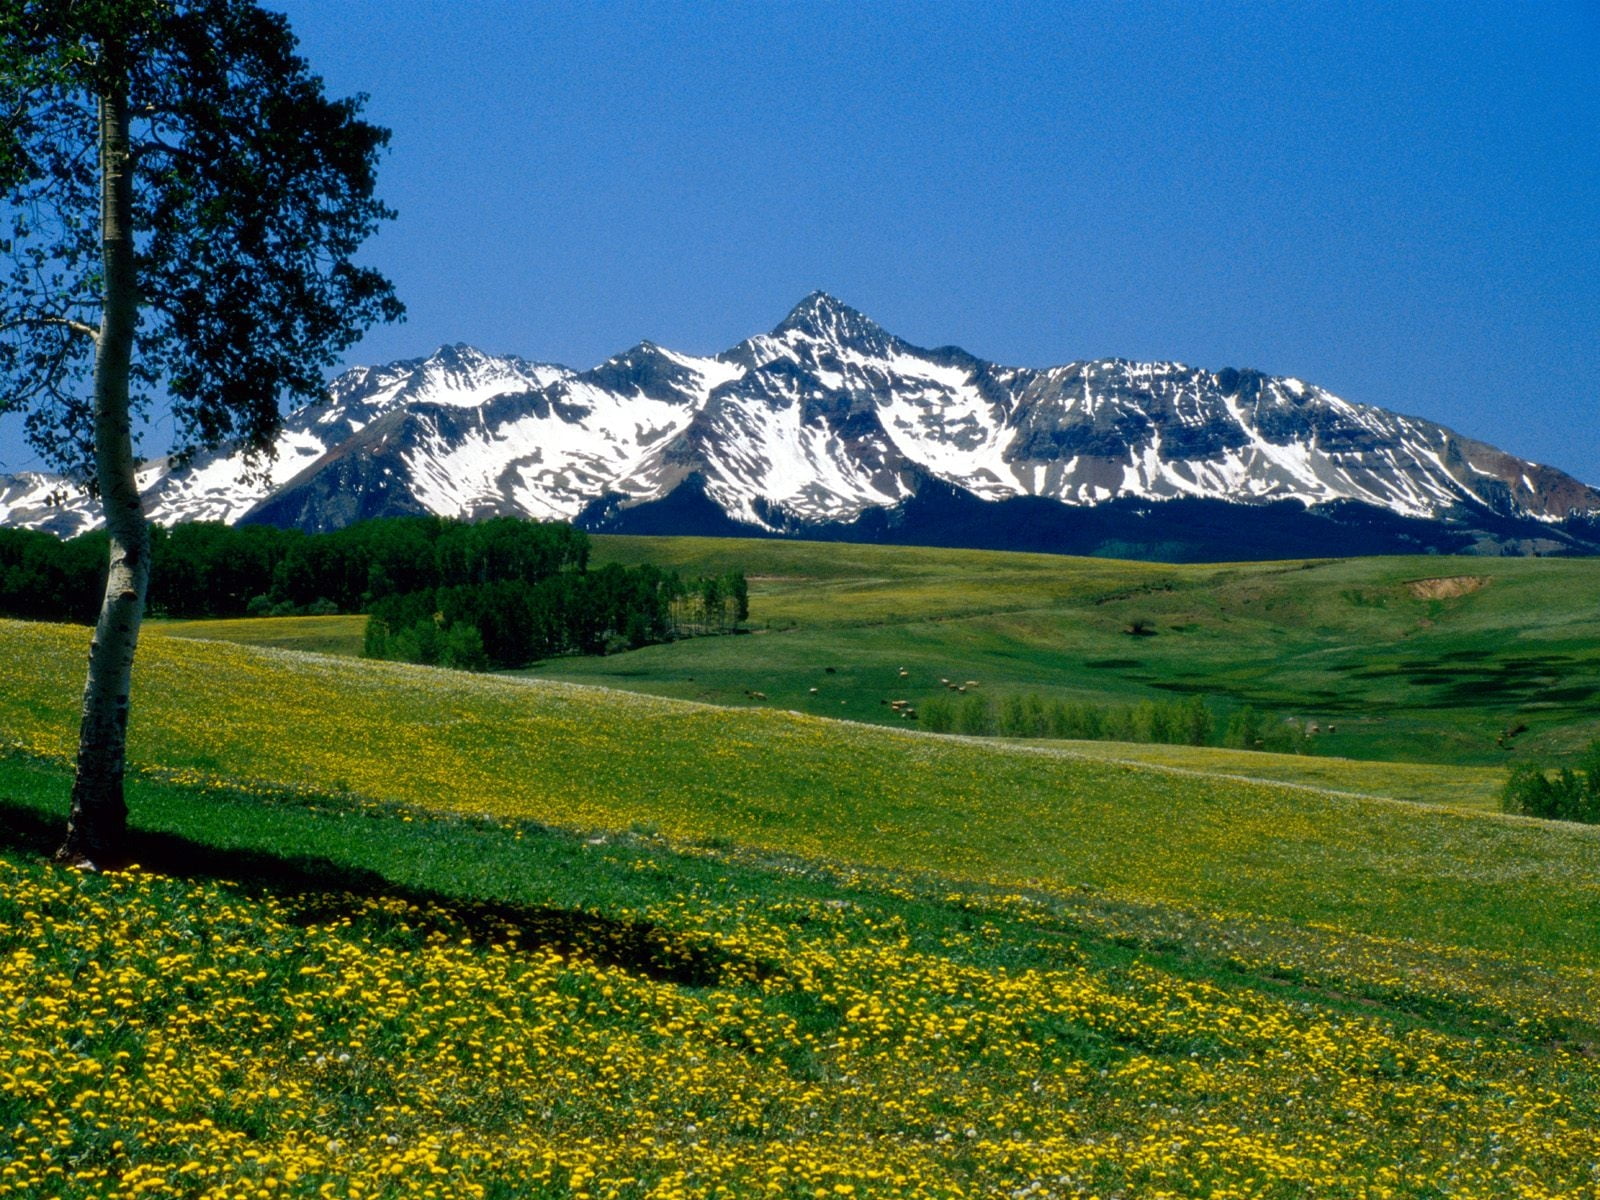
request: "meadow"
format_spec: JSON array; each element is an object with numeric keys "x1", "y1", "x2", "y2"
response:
[
  {"x1": 8, "y1": 539, "x2": 1600, "y2": 1198},
  {"x1": 157, "y1": 537, "x2": 1600, "y2": 773},
  {"x1": 7, "y1": 761, "x2": 1600, "y2": 1200},
  {"x1": 555, "y1": 539, "x2": 1600, "y2": 769}
]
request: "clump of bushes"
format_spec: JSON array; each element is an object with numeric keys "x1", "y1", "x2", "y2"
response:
[
  {"x1": 1501, "y1": 741, "x2": 1600, "y2": 824},
  {"x1": 921, "y1": 692, "x2": 1217, "y2": 747}
]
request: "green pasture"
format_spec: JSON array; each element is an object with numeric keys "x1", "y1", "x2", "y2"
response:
[
  {"x1": 550, "y1": 538, "x2": 1600, "y2": 767},
  {"x1": 152, "y1": 539, "x2": 1600, "y2": 769},
  {"x1": 151, "y1": 612, "x2": 367, "y2": 656},
  {"x1": 6, "y1": 619, "x2": 1599, "y2": 975},
  {"x1": 1022, "y1": 739, "x2": 1506, "y2": 809},
  {"x1": 11, "y1": 590, "x2": 1600, "y2": 1197},
  {"x1": 6, "y1": 748, "x2": 1600, "y2": 1199}
]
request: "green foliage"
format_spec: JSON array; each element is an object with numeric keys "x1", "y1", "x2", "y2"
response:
[
  {"x1": 0, "y1": 527, "x2": 108, "y2": 623},
  {"x1": 0, "y1": 0, "x2": 402, "y2": 475},
  {"x1": 948, "y1": 691, "x2": 1224, "y2": 750},
  {"x1": 954, "y1": 693, "x2": 996, "y2": 736},
  {"x1": 0, "y1": 518, "x2": 751, "y2": 671},
  {"x1": 1501, "y1": 740, "x2": 1600, "y2": 824},
  {"x1": 365, "y1": 563, "x2": 686, "y2": 670},
  {"x1": 0, "y1": 516, "x2": 594, "y2": 620},
  {"x1": 1223, "y1": 706, "x2": 1314, "y2": 755}
]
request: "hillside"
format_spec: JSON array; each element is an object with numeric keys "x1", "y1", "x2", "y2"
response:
[
  {"x1": 150, "y1": 538, "x2": 1600, "y2": 769},
  {"x1": 4, "y1": 618, "x2": 1600, "y2": 1197},
  {"x1": 4, "y1": 618, "x2": 1597, "y2": 967},
  {"x1": 525, "y1": 539, "x2": 1600, "y2": 768}
]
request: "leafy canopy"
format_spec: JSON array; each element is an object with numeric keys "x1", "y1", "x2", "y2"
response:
[{"x1": 0, "y1": 0, "x2": 403, "y2": 478}]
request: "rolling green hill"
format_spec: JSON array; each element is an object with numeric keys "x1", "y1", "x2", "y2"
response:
[
  {"x1": 558, "y1": 539, "x2": 1600, "y2": 768},
  {"x1": 5, "y1": 618, "x2": 1596, "y2": 969},
  {"x1": 7, "y1": 610, "x2": 1600, "y2": 1198},
  {"x1": 155, "y1": 539, "x2": 1600, "y2": 770}
]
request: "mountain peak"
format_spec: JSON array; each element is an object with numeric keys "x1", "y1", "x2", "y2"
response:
[
  {"x1": 773, "y1": 292, "x2": 890, "y2": 348},
  {"x1": 9, "y1": 296, "x2": 1599, "y2": 552},
  {"x1": 430, "y1": 342, "x2": 485, "y2": 362}
]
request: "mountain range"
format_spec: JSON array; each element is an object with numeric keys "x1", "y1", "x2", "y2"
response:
[{"x1": 3, "y1": 292, "x2": 1597, "y2": 560}]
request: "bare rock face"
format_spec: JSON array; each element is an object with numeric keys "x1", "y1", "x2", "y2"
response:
[{"x1": 4, "y1": 292, "x2": 1597, "y2": 560}]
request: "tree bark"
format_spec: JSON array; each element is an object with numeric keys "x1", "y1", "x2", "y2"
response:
[{"x1": 56, "y1": 82, "x2": 147, "y2": 870}]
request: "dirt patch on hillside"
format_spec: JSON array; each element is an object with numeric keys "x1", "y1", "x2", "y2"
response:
[{"x1": 1405, "y1": 575, "x2": 1490, "y2": 601}]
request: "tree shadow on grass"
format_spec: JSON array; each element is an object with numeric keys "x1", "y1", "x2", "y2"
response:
[{"x1": 0, "y1": 796, "x2": 752, "y2": 989}]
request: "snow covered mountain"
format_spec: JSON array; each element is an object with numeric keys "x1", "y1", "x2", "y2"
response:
[{"x1": 4, "y1": 292, "x2": 1598, "y2": 558}]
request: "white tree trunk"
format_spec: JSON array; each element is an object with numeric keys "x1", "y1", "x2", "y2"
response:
[{"x1": 58, "y1": 84, "x2": 148, "y2": 869}]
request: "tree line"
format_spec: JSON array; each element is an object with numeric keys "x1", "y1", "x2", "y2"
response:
[
  {"x1": 0, "y1": 517, "x2": 749, "y2": 669},
  {"x1": 1502, "y1": 742, "x2": 1600, "y2": 824},
  {"x1": 919, "y1": 691, "x2": 1318, "y2": 753},
  {"x1": 364, "y1": 563, "x2": 749, "y2": 670}
]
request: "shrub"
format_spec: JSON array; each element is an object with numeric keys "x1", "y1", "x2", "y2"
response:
[
  {"x1": 1502, "y1": 742, "x2": 1600, "y2": 824},
  {"x1": 920, "y1": 695, "x2": 955, "y2": 733}
]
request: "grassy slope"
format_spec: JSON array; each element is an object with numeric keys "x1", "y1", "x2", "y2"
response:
[
  {"x1": 151, "y1": 536, "x2": 1600, "y2": 780},
  {"x1": 7, "y1": 619, "x2": 1598, "y2": 974},
  {"x1": 151, "y1": 612, "x2": 368, "y2": 657},
  {"x1": 539, "y1": 538, "x2": 1600, "y2": 767},
  {"x1": 1018, "y1": 739, "x2": 1506, "y2": 809},
  {"x1": 6, "y1": 755, "x2": 1599, "y2": 1199},
  {"x1": 10, "y1": 600, "x2": 1600, "y2": 1197}
]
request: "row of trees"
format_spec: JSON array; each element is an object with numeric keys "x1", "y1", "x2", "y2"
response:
[
  {"x1": 0, "y1": 515, "x2": 750, "y2": 669},
  {"x1": 365, "y1": 565, "x2": 750, "y2": 671},
  {"x1": 0, "y1": 527, "x2": 111, "y2": 625},
  {"x1": 919, "y1": 692, "x2": 1317, "y2": 754},
  {"x1": 157, "y1": 515, "x2": 592, "y2": 617},
  {"x1": 0, "y1": 516, "x2": 592, "y2": 620}
]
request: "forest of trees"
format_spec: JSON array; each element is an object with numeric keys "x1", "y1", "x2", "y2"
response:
[
  {"x1": 364, "y1": 562, "x2": 749, "y2": 669},
  {"x1": 0, "y1": 517, "x2": 748, "y2": 670}
]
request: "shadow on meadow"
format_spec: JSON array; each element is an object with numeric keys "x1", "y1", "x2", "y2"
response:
[{"x1": 0, "y1": 795, "x2": 750, "y2": 988}]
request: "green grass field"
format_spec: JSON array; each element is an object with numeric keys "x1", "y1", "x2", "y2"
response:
[
  {"x1": 9, "y1": 619, "x2": 1596, "y2": 968},
  {"x1": 5, "y1": 611, "x2": 1600, "y2": 1197},
  {"x1": 13, "y1": 539, "x2": 1600, "y2": 1198},
  {"x1": 155, "y1": 537, "x2": 1600, "y2": 768},
  {"x1": 552, "y1": 539, "x2": 1600, "y2": 768}
]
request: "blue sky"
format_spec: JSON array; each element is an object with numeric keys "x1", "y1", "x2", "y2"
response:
[{"x1": 4, "y1": 0, "x2": 1597, "y2": 482}]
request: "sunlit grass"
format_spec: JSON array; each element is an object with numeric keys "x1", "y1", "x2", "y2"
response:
[
  {"x1": 563, "y1": 538, "x2": 1600, "y2": 766},
  {"x1": 1026, "y1": 739, "x2": 1506, "y2": 810},
  {"x1": 153, "y1": 538, "x2": 1600, "y2": 769},
  {"x1": 3, "y1": 618, "x2": 1596, "y2": 973},
  {"x1": 9, "y1": 597, "x2": 1600, "y2": 1198},
  {"x1": 149, "y1": 613, "x2": 367, "y2": 657},
  {"x1": 3, "y1": 756, "x2": 1600, "y2": 1200}
]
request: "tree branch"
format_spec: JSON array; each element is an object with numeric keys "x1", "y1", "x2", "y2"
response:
[{"x1": 0, "y1": 313, "x2": 98, "y2": 340}]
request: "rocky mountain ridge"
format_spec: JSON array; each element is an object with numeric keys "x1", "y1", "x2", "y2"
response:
[{"x1": 3, "y1": 292, "x2": 1596, "y2": 558}]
